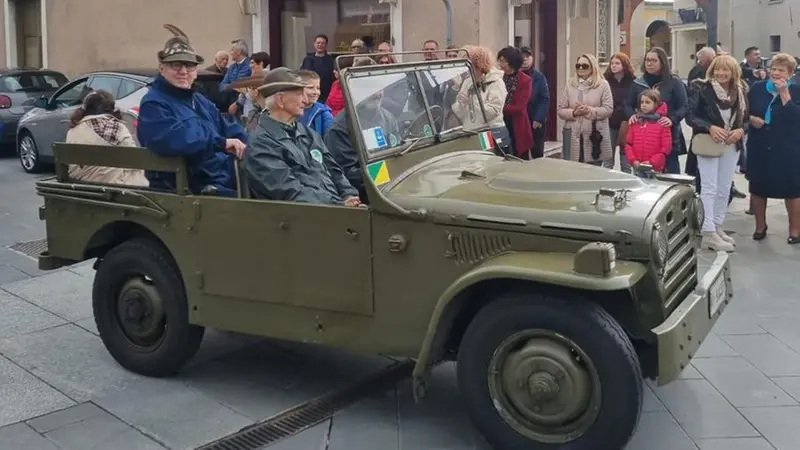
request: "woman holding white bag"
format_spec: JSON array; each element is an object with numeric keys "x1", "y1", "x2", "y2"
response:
[{"x1": 687, "y1": 54, "x2": 749, "y2": 252}]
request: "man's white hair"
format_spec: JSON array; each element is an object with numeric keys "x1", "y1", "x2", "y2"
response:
[
  {"x1": 696, "y1": 47, "x2": 716, "y2": 59},
  {"x1": 232, "y1": 40, "x2": 249, "y2": 57},
  {"x1": 264, "y1": 94, "x2": 277, "y2": 111}
]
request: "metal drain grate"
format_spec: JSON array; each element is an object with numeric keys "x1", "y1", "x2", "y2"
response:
[
  {"x1": 8, "y1": 238, "x2": 48, "y2": 259},
  {"x1": 196, "y1": 360, "x2": 414, "y2": 450}
]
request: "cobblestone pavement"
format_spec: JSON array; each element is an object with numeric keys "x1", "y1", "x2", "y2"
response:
[{"x1": 1, "y1": 153, "x2": 799, "y2": 450}]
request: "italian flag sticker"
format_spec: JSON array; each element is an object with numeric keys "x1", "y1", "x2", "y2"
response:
[
  {"x1": 367, "y1": 160, "x2": 391, "y2": 186},
  {"x1": 479, "y1": 131, "x2": 495, "y2": 151}
]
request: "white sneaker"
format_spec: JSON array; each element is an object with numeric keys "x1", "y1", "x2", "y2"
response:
[
  {"x1": 701, "y1": 232, "x2": 735, "y2": 252},
  {"x1": 716, "y1": 228, "x2": 736, "y2": 246}
]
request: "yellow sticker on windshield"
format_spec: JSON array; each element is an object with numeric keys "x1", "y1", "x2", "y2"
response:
[{"x1": 367, "y1": 160, "x2": 391, "y2": 186}]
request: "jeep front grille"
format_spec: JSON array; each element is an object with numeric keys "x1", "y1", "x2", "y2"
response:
[{"x1": 662, "y1": 197, "x2": 698, "y2": 311}]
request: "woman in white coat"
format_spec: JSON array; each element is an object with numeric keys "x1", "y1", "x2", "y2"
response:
[
  {"x1": 452, "y1": 45, "x2": 509, "y2": 152},
  {"x1": 557, "y1": 53, "x2": 615, "y2": 166}
]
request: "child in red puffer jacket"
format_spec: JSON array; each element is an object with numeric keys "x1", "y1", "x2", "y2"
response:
[{"x1": 624, "y1": 89, "x2": 673, "y2": 175}]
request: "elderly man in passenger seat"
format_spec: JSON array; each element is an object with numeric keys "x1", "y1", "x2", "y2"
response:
[
  {"x1": 244, "y1": 68, "x2": 362, "y2": 207},
  {"x1": 137, "y1": 24, "x2": 248, "y2": 196}
]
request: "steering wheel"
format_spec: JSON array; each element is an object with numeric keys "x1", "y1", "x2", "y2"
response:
[{"x1": 402, "y1": 105, "x2": 444, "y2": 140}]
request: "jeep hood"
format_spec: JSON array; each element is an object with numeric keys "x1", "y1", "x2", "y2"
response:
[{"x1": 385, "y1": 152, "x2": 674, "y2": 239}]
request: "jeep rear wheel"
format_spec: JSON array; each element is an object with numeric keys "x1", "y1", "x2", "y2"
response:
[
  {"x1": 93, "y1": 238, "x2": 204, "y2": 377},
  {"x1": 457, "y1": 293, "x2": 642, "y2": 450}
]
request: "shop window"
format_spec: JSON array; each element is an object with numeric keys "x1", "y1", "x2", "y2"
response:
[
  {"x1": 334, "y1": 0, "x2": 391, "y2": 52},
  {"x1": 514, "y1": 4, "x2": 533, "y2": 49}
]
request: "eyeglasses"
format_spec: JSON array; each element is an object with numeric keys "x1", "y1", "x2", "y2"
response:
[
  {"x1": 575, "y1": 63, "x2": 591, "y2": 70},
  {"x1": 166, "y1": 62, "x2": 198, "y2": 72},
  {"x1": 645, "y1": 58, "x2": 660, "y2": 64}
]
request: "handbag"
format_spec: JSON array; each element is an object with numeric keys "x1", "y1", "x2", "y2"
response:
[{"x1": 691, "y1": 109, "x2": 735, "y2": 158}]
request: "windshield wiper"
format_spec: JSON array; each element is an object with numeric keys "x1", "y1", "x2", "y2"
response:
[
  {"x1": 396, "y1": 136, "x2": 428, "y2": 157},
  {"x1": 439, "y1": 126, "x2": 484, "y2": 140}
]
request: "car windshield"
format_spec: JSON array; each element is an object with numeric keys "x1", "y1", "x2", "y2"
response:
[
  {"x1": 345, "y1": 60, "x2": 487, "y2": 158},
  {"x1": 0, "y1": 73, "x2": 68, "y2": 93}
]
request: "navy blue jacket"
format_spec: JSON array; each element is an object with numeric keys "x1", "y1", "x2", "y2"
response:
[
  {"x1": 220, "y1": 57, "x2": 252, "y2": 90},
  {"x1": 523, "y1": 67, "x2": 550, "y2": 125},
  {"x1": 137, "y1": 76, "x2": 248, "y2": 194}
]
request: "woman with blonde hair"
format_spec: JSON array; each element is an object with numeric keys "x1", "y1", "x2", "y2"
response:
[
  {"x1": 452, "y1": 45, "x2": 508, "y2": 150},
  {"x1": 746, "y1": 52, "x2": 800, "y2": 244},
  {"x1": 557, "y1": 53, "x2": 614, "y2": 166},
  {"x1": 687, "y1": 54, "x2": 749, "y2": 251}
]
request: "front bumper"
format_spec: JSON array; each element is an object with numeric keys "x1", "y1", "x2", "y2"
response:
[{"x1": 651, "y1": 251, "x2": 732, "y2": 385}]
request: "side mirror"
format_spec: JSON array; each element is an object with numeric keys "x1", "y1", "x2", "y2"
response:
[{"x1": 33, "y1": 96, "x2": 48, "y2": 109}]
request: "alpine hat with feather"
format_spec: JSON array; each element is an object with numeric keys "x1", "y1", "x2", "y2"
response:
[
  {"x1": 158, "y1": 24, "x2": 204, "y2": 65},
  {"x1": 256, "y1": 67, "x2": 308, "y2": 98}
]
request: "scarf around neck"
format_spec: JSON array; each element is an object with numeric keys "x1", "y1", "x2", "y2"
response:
[
  {"x1": 502, "y1": 72, "x2": 518, "y2": 107},
  {"x1": 764, "y1": 78, "x2": 794, "y2": 124},
  {"x1": 710, "y1": 80, "x2": 745, "y2": 128}
]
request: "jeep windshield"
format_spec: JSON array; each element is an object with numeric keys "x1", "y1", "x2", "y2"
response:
[{"x1": 345, "y1": 60, "x2": 488, "y2": 160}]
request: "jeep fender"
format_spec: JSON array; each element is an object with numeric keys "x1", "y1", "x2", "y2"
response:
[{"x1": 412, "y1": 252, "x2": 648, "y2": 389}]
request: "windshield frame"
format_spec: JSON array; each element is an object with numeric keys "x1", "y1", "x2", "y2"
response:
[{"x1": 342, "y1": 59, "x2": 489, "y2": 163}]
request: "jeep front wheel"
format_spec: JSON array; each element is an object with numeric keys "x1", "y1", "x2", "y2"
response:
[
  {"x1": 457, "y1": 293, "x2": 642, "y2": 450},
  {"x1": 93, "y1": 238, "x2": 204, "y2": 377}
]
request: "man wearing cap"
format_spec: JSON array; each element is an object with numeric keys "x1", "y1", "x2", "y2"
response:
[
  {"x1": 137, "y1": 25, "x2": 248, "y2": 196},
  {"x1": 244, "y1": 68, "x2": 361, "y2": 206},
  {"x1": 519, "y1": 46, "x2": 550, "y2": 158}
]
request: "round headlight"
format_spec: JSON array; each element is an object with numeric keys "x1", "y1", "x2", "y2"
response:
[
  {"x1": 651, "y1": 223, "x2": 668, "y2": 268},
  {"x1": 691, "y1": 195, "x2": 704, "y2": 230}
]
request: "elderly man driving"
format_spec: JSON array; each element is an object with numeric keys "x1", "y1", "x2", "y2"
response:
[{"x1": 244, "y1": 68, "x2": 361, "y2": 206}]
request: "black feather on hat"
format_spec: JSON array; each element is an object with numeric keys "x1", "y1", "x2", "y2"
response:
[{"x1": 157, "y1": 24, "x2": 204, "y2": 65}]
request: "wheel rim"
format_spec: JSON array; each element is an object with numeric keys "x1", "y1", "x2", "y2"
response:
[
  {"x1": 487, "y1": 329, "x2": 602, "y2": 444},
  {"x1": 19, "y1": 136, "x2": 37, "y2": 170},
  {"x1": 115, "y1": 277, "x2": 167, "y2": 349}
]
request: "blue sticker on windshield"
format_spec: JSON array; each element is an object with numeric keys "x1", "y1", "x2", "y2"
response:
[{"x1": 374, "y1": 127, "x2": 387, "y2": 148}]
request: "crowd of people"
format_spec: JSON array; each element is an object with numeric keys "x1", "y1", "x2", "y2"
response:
[{"x1": 61, "y1": 25, "x2": 800, "y2": 251}]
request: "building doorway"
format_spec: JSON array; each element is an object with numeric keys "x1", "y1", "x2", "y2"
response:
[
  {"x1": 267, "y1": 0, "x2": 392, "y2": 69},
  {"x1": 5, "y1": 0, "x2": 43, "y2": 68}
]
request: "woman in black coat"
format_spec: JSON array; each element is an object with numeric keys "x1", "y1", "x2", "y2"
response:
[
  {"x1": 746, "y1": 53, "x2": 800, "y2": 244},
  {"x1": 625, "y1": 47, "x2": 687, "y2": 174}
]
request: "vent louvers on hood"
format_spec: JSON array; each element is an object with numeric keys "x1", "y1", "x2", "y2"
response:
[{"x1": 446, "y1": 231, "x2": 512, "y2": 264}]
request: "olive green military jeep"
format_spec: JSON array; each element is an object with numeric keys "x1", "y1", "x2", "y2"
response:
[{"x1": 35, "y1": 56, "x2": 733, "y2": 450}]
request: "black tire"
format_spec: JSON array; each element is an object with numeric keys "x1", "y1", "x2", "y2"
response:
[
  {"x1": 93, "y1": 238, "x2": 204, "y2": 377},
  {"x1": 18, "y1": 131, "x2": 43, "y2": 174},
  {"x1": 457, "y1": 293, "x2": 642, "y2": 450}
]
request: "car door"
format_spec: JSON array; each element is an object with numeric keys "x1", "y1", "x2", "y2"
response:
[
  {"x1": 193, "y1": 198, "x2": 374, "y2": 317},
  {"x1": 37, "y1": 75, "x2": 124, "y2": 157},
  {"x1": 26, "y1": 77, "x2": 90, "y2": 160}
]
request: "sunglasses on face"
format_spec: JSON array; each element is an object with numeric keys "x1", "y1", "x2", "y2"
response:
[{"x1": 575, "y1": 63, "x2": 591, "y2": 70}]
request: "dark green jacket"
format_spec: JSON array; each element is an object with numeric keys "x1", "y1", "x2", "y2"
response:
[{"x1": 244, "y1": 115, "x2": 358, "y2": 204}]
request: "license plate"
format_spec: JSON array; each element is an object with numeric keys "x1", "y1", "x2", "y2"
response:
[{"x1": 708, "y1": 275, "x2": 727, "y2": 317}]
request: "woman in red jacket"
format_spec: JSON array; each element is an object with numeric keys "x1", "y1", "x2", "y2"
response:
[
  {"x1": 497, "y1": 47, "x2": 534, "y2": 159},
  {"x1": 625, "y1": 89, "x2": 673, "y2": 176}
]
